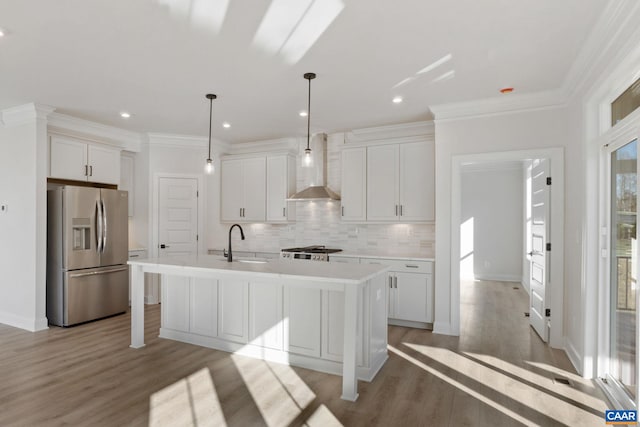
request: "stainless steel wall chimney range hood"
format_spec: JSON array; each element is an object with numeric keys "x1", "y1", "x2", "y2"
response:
[{"x1": 287, "y1": 133, "x2": 341, "y2": 201}]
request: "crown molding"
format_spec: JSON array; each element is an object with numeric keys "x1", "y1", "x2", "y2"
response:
[
  {"x1": 226, "y1": 137, "x2": 299, "y2": 155},
  {"x1": 346, "y1": 120, "x2": 434, "y2": 143},
  {"x1": 562, "y1": 1, "x2": 640, "y2": 99},
  {"x1": 146, "y1": 132, "x2": 230, "y2": 153},
  {"x1": 1, "y1": 103, "x2": 55, "y2": 127},
  {"x1": 47, "y1": 112, "x2": 143, "y2": 152},
  {"x1": 430, "y1": 90, "x2": 567, "y2": 123}
]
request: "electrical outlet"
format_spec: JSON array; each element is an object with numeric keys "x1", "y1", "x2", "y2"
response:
[{"x1": 0, "y1": 204, "x2": 7, "y2": 213}]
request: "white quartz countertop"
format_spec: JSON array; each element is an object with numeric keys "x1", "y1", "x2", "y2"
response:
[
  {"x1": 207, "y1": 249, "x2": 434, "y2": 262},
  {"x1": 329, "y1": 252, "x2": 435, "y2": 262},
  {"x1": 129, "y1": 255, "x2": 389, "y2": 284}
]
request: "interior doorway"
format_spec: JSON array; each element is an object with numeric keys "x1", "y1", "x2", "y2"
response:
[
  {"x1": 451, "y1": 148, "x2": 565, "y2": 348},
  {"x1": 149, "y1": 173, "x2": 203, "y2": 304}
]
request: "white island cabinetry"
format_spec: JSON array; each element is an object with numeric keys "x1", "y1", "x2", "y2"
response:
[{"x1": 129, "y1": 256, "x2": 389, "y2": 401}]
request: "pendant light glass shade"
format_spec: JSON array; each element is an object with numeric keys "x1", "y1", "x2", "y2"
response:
[
  {"x1": 302, "y1": 73, "x2": 315, "y2": 168},
  {"x1": 204, "y1": 94, "x2": 217, "y2": 175}
]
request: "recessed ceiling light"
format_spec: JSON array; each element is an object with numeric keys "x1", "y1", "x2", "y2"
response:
[
  {"x1": 0, "y1": 29, "x2": 5, "y2": 37},
  {"x1": 392, "y1": 96, "x2": 403, "y2": 104},
  {"x1": 120, "y1": 112, "x2": 131, "y2": 118},
  {"x1": 299, "y1": 111, "x2": 308, "y2": 117},
  {"x1": 500, "y1": 87, "x2": 514, "y2": 94},
  {"x1": 223, "y1": 122, "x2": 231, "y2": 128}
]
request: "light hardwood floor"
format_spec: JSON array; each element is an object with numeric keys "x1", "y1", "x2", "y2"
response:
[{"x1": 0, "y1": 280, "x2": 608, "y2": 426}]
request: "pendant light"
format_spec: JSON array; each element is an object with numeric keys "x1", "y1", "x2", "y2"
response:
[
  {"x1": 303, "y1": 72, "x2": 316, "y2": 167},
  {"x1": 204, "y1": 93, "x2": 217, "y2": 174}
]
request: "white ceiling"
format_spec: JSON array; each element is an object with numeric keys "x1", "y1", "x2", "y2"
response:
[{"x1": 0, "y1": 0, "x2": 606, "y2": 143}]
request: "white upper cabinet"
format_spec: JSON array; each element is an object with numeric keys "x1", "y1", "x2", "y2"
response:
[
  {"x1": 221, "y1": 156, "x2": 266, "y2": 222},
  {"x1": 366, "y1": 144, "x2": 400, "y2": 221},
  {"x1": 399, "y1": 141, "x2": 435, "y2": 221},
  {"x1": 365, "y1": 141, "x2": 434, "y2": 222},
  {"x1": 266, "y1": 155, "x2": 296, "y2": 222},
  {"x1": 341, "y1": 147, "x2": 367, "y2": 221},
  {"x1": 49, "y1": 135, "x2": 121, "y2": 185}
]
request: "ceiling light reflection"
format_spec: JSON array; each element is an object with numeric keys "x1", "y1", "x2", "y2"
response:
[
  {"x1": 252, "y1": 0, "x2": 344, "y2": 64},
  {"x1": 157, "y1": 0, "x2": 229, "y2": 34}
]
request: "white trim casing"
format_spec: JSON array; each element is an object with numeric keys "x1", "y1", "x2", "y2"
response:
[{"x1": 448, "y1": 148, "x2": 565, "y2": 348}]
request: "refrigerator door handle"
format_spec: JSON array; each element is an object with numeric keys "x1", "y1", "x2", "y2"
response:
[
  {"x1": 69, "y1": 266, "x2": 129, "y2": 278},
  {"x1": 101, "y1": 199, "x2": 107, "y2": 253},
  {"x1": 96, "y1": 200, "x2": 103, "y2": 253}
]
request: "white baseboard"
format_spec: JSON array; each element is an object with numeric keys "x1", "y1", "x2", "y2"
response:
[
  {"x1": 0, "y1": 310, "x2": 49, "y2": 332},
  {"x1": 521, "y1": 277, "x2": 531, "y2": 295},
  {"x1": 474, "y1": 274, "x2": 522, "y2": 282},
  {"x1": 564, "y1": 336, "x2": 583, "y2": 377}
]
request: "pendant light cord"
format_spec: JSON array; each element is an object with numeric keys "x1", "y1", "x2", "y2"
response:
[
  {"x1": 208, "y1": 96, "x2": 213, "y2": 160},
  {"x1": 306, "y1": 76, "x2": 311, "y2": 151}
]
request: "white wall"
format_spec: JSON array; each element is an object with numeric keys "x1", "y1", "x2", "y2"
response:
[
  {"x1": 460, "y1": 165, "x2": 523, "y2": 282},
  {"x1": 433, "y1": 108, "x2": 569, "y2": 340},
  {"x1": 0, "y1": 104, "x2": 50, "y2": 331}
]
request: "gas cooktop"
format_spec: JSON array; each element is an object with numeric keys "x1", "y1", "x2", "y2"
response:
[{"x1": 281, "y1": 245, "x2": 342, "y2": 254}]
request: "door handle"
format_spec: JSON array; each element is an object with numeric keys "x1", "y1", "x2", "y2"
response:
[
  {"x1": 160, "y1": 244, "x2": 170, "y2": 249},
  {"x1": 69, "y1": 266, "x2": 129, "y2": 278},
  {"x1": 85, "y1": 165, "x2": 89, "y2": 177},
  {"x1": 395, "y1": 205, "x2": 398, "y2": 215},
  {"x1": 96, "y1": 201, "x2": 103, "y2": 253},
  {"x1": 101, "y1": 199, "x2": 107, "y2": 253},
  {"x1": 89, "y1": 165, "x2": 93, "y2": 177},
  {"x1": 394, "y1": 276, "x2": 398, "y2": 288},
  {"x1": 283, "y1": 207, "x2": 286, "y2": 217},
  {"x1": 528, "y1": 251, "x2": 534, "y2": 256},
  {"x1": 400, "y1": 205, "x2": 403, "y2": 216}
]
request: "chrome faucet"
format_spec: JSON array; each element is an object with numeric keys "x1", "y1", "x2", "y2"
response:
[{"x1": 227, "y1": 224, "x2": 245, "y2": 262}]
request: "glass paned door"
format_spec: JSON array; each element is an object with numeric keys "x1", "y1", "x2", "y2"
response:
[{"x1": 611, "y1": 139, "x2": 638, "y2": 400}]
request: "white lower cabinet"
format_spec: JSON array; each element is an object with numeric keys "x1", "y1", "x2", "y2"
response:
[
  {"x1": 162, "y1": 275, "x2": 190, "y2": 332},
  {"x1": 283, "y1": 286, "x2": 321, "y2": 357},
  {"x1": 161, "y1": 275, "x2": 218, "y2": 336},
  {"x1": 218, "y1": 279, "x2": 249, "y2": 343},
  {"x1": 249, "y1": 282, "x2": 283, "y2": 350},
  {"x1": 361, "y1": 258, "x2": 434, "y2": 328},
  {"x1": 190, "y1": 278, "x2": 218, "y2": 337},
  {"x1": 321, "y1": 290, "x2": 367, "y2": 367}
]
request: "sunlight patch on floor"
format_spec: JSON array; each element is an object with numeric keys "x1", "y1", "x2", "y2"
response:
[
  {"x1": 400, "y1": 343, "x2": 604, "y2": 425},
  {"x1": 524, "y1": 360, "x2": 595, "y2": 388},
  {"x1": 306, "y1": 404, "x2": 344, "y2": 427},
  {"x1": 231, "y1": 354, "x2": 318, "y2": 426},
  {"x1": 149, "y1": 367, "x2": 226, "y2": 427},
  {"x1": 462, "y1": 351, "x2": 603, "y2": 408},
  {"x1": 388, "y1": 345, "x2": 534, "y2": 426}
]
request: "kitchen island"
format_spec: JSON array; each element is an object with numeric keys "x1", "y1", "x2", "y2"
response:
[{"x1": 128, "y1": 255, "x2": 389, "y2": 401}]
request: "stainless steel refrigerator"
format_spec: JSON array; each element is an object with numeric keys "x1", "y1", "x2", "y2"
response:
[{"x1": 47, "y1": 186, "x2": 129, "y2": 326}]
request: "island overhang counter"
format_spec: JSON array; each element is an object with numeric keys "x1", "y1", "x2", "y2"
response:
[{"x1": 128, "y1": 255, "x2": 390, "y2": 401}]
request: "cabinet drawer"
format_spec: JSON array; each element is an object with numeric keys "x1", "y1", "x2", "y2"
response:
[
  {"x1": 328, "y1": 255, "x2": 360, "y2": 264},
  {"x1": 360, "y1": 258, "x2": 432, "y2": 274}
]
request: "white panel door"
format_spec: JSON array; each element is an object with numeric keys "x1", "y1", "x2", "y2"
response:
[
  {"x1": 88, "y1": 144, "x2": 120, "y2": 185},
  {"x1": 399, "y1": 141, "x2": 434, "y2": 221},
  {"x1": 218, "y1": 279, "x2": 249, "y2": 343},
  {"x1": 49, "y1": 136, "x2": 88, "y2": 181},
  {"x1": 266, "y1": 156, "x2": 289, "y2": 222},
  {"x1": 529, "y1": 158, "x2": 550, "y2": 342},
  {"x1": 393, "y1": 272, "x2": 429, "y2": 322},
  {"x1": 161, "y1": 275, "x2": 190, "y2": 332},
  {"x1": 249, "y1": 282, "x2": 283, "y2": 350},
  {"x1": 341, "y1": 147, "x2": 367, "y2": 221},
  {"x1": 284, "y1": 286, "x2": 321, "y2": 357},
  {"x1": 190, "y1": 278, "x2": 218, "y2": 337},
  {"x1": 158, "y1": 177, "x2": 199, "y2": 258},
  {"x1": 242, "y1": 157, "x2": 266, "y2": 221},
  {"x1": 221, "y1": 158, "x2": 243, "y2": 221},
  {"x1": 367, "y1": 144, "x2": 399, "y2": 221}
]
